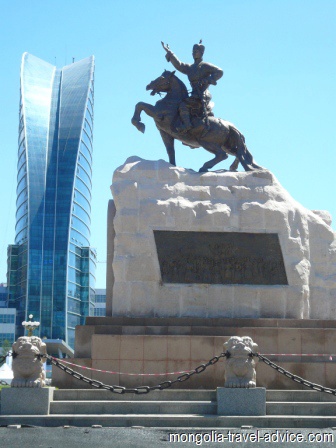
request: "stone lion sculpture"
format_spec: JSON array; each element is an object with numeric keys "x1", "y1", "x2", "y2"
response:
[
  {"x1": 223, "y1": 336, "x2": 259, "y2": 388},
  {"x1": 12, "y1": 336, "x2": 47, "y2": 388}
]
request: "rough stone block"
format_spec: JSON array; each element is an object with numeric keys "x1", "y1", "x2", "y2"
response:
[
  {"x1": 217, "y1": 387, "x2": 266, "y2": 415},
  {"x1": 129, "y1": 282, "x2": 159, "y2": 315},
  {"x1": 125, "y1": 255, "x2": 158, "y2": 282},
  {"x1": 112, "y1": 180, "x2": 138, "y2": 209},
  {"x1": 259, "y1": 287, "x2": 286, "y2": 318},
  {"x1": 232, "y1": 287, "x2": 260, "y2": 318},
  {"x1": 239, "y1": 202, "x2": 265, "y2": 230},
  {"x1": 207, "y1": 287, "x2": 234, "y2": 318},
  {"x1": 156, "y1": 285, "x2": 182, "y2": 316},
  {"x1": 211, "y1": 203, "x2": 232, "y2": 227},
  {"x1": 309, "y1": 287, "x2": 330, "y2": 319},
  {"x1": 284, "y1": 287, "x2": 307, "y2": 319},
  {"x1": 210, "y1": 185, "x2": 233, "y2": 201},
  {"x1": 1, "y1": 387, "x2": 55, "y2": 415},
  {"x1": 109, "y1": 157, "x2": 336, "y2": 320},
  {"x1": 113, "y1": 209, "x2": 138, "y2": 233}
]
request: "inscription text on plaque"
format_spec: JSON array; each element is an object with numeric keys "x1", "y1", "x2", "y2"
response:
[{"x1": 154, "y1": 231, "x2": 288, "y2": 285}]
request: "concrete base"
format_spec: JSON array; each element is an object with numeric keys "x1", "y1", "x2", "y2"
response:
[
  {"x1": 217, "y1": 387, "x2": 266, "y2": 416},
  {"x1": 1, "y1": 387, "x2": 55, "y2": 415}
]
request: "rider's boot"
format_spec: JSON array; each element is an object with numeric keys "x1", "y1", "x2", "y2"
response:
[{"x1": 176, "y1": 108, "x2": 192, "y2": 134}]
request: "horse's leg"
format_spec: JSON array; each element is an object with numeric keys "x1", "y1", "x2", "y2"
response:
[
  {"x1": 244, "y1": 146, "x2": 263, "y2": 169},
  {"x1": 236, "y1": 143, "x2": 263, "y2": 171},
  {"x1": 131, "y1": 102, "x2": 156, "y2": 133},
  {"x1": 198, "y1": 141, "x2": 228, "y2": 172},
  {"x1": 159, "y1": 129, "x2": 176, "y2": 166},
  {"x1": 235, "y1": 144, "x2": 252, "y2": 171},
  {"x1": 229, "y1": 157, "x2": 239, "y2": 171}
]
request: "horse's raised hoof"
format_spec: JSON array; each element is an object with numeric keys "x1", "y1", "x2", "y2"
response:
[
  {"x1": 137, "y1": 122, "x2": 145, "y2": 133},
  {"x1": 131, "y1": 118, "x2": 145, "y2": 133},
  {"x1": 199, "y1": 167, "x2": 208, "y2": 173}
]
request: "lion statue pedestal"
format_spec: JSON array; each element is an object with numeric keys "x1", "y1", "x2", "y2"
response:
[
  {"x1": 1, "y1": 336, "x2": 55, "y2": 416},
  {"x1": 12, "y1": 336, "x2": 47, "y2": 388},
  {"x1": 217, "y1": 336, "x2": 266, "y2": 416}
]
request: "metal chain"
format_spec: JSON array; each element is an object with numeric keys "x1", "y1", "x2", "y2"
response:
[
  {"x1": 46, "y1": 352, "x2": 228, "y2": 394},
  {"x1": 0, "y1": 352, "x2": 11, "y2": 364},
  {"x1": 9, "y1": 347, "x2": 336, "y2": 396},
  {"x1": 253, "y1": 352, "x2": 336, "y2": 396}
]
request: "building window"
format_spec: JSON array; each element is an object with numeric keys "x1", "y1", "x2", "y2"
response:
[
  {"x1": 0, "y1": 333, "x2": 15, "y2": 344},
  {"x1": 94, "y1": 308, "x2": 105, "y2": 317},
  {"x1": 0, "y1": 314, "x2": 15, "y2": 324}
]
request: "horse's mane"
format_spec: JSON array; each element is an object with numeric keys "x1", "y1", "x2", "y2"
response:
[{"x1": 168, "y1": 71, "x2": 189, "y2": 99}]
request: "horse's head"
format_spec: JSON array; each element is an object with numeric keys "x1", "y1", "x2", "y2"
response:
[{"x1": 146, "y1": 70, "x2": 176, "y2": 96}]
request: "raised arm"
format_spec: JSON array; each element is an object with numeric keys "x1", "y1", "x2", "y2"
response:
[{"x1": 161, "y1": 41, "x2": 190, "y2": 75}]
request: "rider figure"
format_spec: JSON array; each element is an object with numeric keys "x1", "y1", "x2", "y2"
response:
[{"x1": 162, "y1": 41, "x2": 223, "y2": 133}]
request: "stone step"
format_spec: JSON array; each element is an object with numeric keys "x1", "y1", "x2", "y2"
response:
[
  {"x1": 54, "y1": 388, "x2": 335, "y2": 403},
  {"x1": 3, "y1": 389, "x2": 336, "y2": 429},
  {"x1": 54, "y1": 389, "x2": 216, "y2": 402},
  {"x1": 267, "y1": 390, "x2": 336, "y2": 402},
  {"x1": 2, "y1": 414, "x2": 336, "y2": 428},
  {"x1": 50, "y1": 400, "x2": 216, "y2": 415},
  {"x1": 51, "y1": 398, "x2": 336, "y2": 417},
  {"x1": 267, "y1": 402, "x2": 336, "y2": 416}
]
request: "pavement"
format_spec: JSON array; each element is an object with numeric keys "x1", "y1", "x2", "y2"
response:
[{"x1": 1, "y1": 427, "x2": 336, "y2": 447}]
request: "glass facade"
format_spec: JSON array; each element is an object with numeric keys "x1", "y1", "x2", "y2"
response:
[
  {"x1": 93, "y1": 288, "x2": 106, "y2": 317},
  {"x1": 7, "y1": 53, "x2": 96, "y2": 348}
]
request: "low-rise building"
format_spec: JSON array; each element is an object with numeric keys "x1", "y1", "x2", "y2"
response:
[
  {"x1": 0, "y1": 284, "x2": 16, "y2": 352},
  {"x1": 94, "y1": 288, "x2": 106, "y2": 317}
]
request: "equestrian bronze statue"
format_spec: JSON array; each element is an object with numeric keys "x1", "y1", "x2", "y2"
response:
[{"x1": 132, "y1": 42, "x2": 262, "y2": 172}]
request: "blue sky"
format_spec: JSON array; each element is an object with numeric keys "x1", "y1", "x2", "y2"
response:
[{"x1": 0, "y1": 0, "x2": 335, "y2": 288}]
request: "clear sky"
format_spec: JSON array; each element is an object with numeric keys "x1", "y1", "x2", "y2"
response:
[{"x1": 0, "y1": 0, "x2": 335, "y2": 288}]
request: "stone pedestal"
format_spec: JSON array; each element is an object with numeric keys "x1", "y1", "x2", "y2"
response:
[
  {"x1": 108, "y1": 156, "x2": 336, "y2": 320},
  {"x1": 1, "y1": 387, "x2": 55, "y2": 415},
  {"x1": 217, "y1": 387, "x2": 266, "y2": 415},
  {"x1": 56, "y1": 157, "x2": 336, "y2": 391},
  {"x1": 52, "y1": 316, "x2": 336, "y2": 390}
]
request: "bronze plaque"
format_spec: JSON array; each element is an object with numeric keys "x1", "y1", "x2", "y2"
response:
[{"x1": 154, "y1": 231, "x2": 288, "y2": 285}]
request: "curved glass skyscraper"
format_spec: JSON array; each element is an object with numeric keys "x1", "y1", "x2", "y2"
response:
[{"x1": 7, "y1": 53, "x2": 96, "y2": 348}]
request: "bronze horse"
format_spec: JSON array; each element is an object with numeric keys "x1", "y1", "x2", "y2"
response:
[{"x1": 132, "y1": 70, "x2": 262, "y2": 172}]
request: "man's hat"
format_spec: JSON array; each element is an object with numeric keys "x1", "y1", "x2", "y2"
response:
[{"x1": 193, "y1": 39, "x2": 205, "y2": 55}]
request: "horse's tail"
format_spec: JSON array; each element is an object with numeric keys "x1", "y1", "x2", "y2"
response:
[{"x1": 225, "y1": 125, "x2": 262, "y2": 170}]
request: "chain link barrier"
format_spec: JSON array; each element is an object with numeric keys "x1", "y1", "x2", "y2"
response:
[
  {"x1": 252, "y1": 352, "x2": 336, "y2": 396},
  {"x1": 46, "y1": 352, "x2": 228, "y2": 394},
  {"x1": 0, "y1": 352, "x2": 11, "y2": 365},
  {"x1": 6, "y1": 347, "x2": 336, "y2": 395}
]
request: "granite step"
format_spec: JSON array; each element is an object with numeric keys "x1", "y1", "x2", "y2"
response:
[
  {"x1": 54, "y1": 389, "x2": 216, "y2": 402},
  {"x1": 267, "y1": 390, "x2": 336, "y2": 402},
  {"x1": 54, "y1": 388, "x2": 336, "y2": 403},
  {"x1": 50, "y1": 400, "x2": 216, "y2": 415},
  {"x1": 3, "y1": 389, "x2": 336, "y2": 428},
  {"x1": 267, "y1": 402, "x2": 336, "y2": 416}
]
